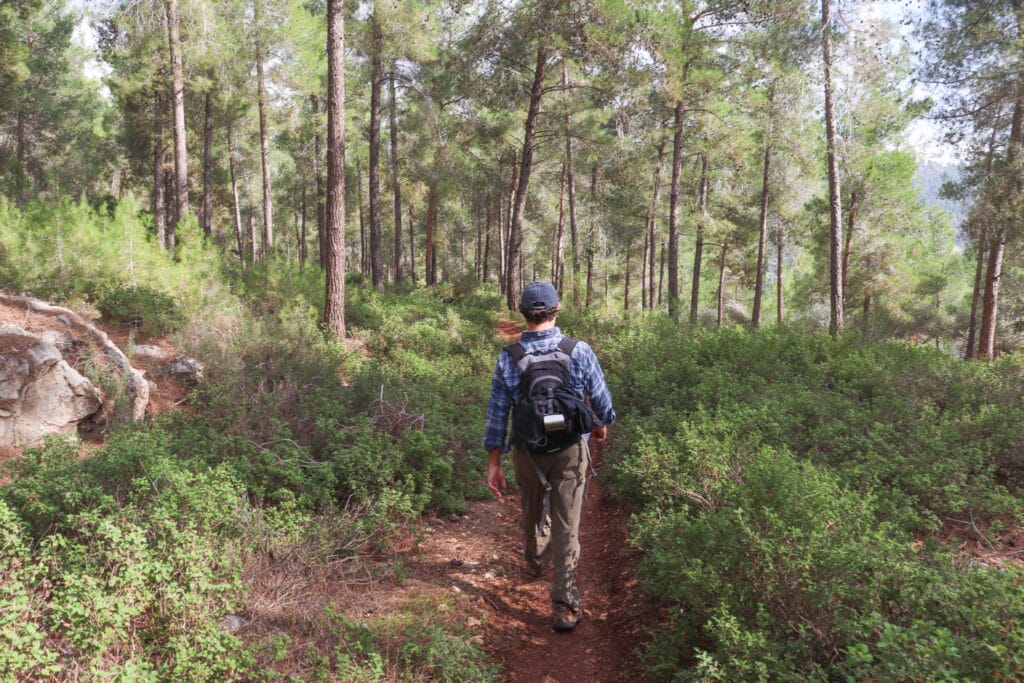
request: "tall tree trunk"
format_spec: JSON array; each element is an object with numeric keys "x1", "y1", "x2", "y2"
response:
[
  {"x1": 966, "y1": 120, "x2": 1002, "y2": 359},
  {"x1": 249, "y1": 211, "x2": 258, "y2": 262},
  {"x1": 368, "y1": 17, "x2": 384, "y2": 289},
  {"x1": 483, "y1": 199, "x2": 492, "y2": 283},
  {"x1": 356, "y1": 159, "x2": 367, "y2": 274},
  {"x1": 255, "y1": 13, "x2": 274, "y2": 255},
  {"x1": 843, "y1": 189, "x2": 857, "y2": 304},
  {"x1": 647, "y1": 138, "x2": 666, "y2": 312},
  {"x1": 823, "y1": 0, "x2": 845, "y2": 337},
  {"x1": 642, "y1": 226, "x2": 649, "y2": 310},
  {"x1": 323, "y1": 0, "x2": 347, "y2": 339},
  {"x1": 624, "y1": 248, "x2": 631, "y2": 312},
  {"x1": 506, "y1": 45, "x2": 548, "y2": 310},
  {"x1": 752, "y1": 86, "x2": 775, "y2": 329},
  {"x1": 563, "y1": 60, "x2": 581, "y2": 307},
  {"x1": 426, "y1": 184, "x2": 437, "y2": 285},
  {"x1": 300, "y1": 188, "x2": 307, "y2": 265},
  {"x1": 227, "y1": 124, "x2": 244, "y2": 264},
  {"x1": 403, "y1": 200, "x2": 411, "y2": 282},
  {"x1": 201, "y1": 88, "x2": 213, "y2": 238},
  {"x1": 153, "y1": 87, "x2": 167, "y2": 249},
  {"x1": 15, "y1": 107, "x2": 26, "y2": 206},
  {"x1": 165, "y1": 0, "x2": 189, "y2": 231},
  {"x1": 979, "y1": 85, "x2": 1024, "y2": 359},
  {"x1": 554, "y1": 160, "x2": 567, "y2": 290},
  {"x1": 717, "y1": 242, "x2": 728, "y2": 326},
  {"x1": 659, "y1": 240, "x2": 665, "y2": 306},
  {"x1": 668, "y1": 99, "x2": 686, "y2": 320},
  {"x1": 585, "y1": 248, "x2": 594, "y2": 307},
  {"x1": 776, "y1": 224, "x2": 784, "y2": 325},
  {"x1": 311, "y1": 94, "x2": 326, "y2": 269},
  {"x1": 690, "y1": 155, "x2": 708, "y2": 323},
  {"x1": 165, "y1": 153, "x2": 176, "y2": 252},
  {"x1": 389, "y1": 67, "x2": 404, "y2": 285},
  {"x1": 502, "y1": 151, "x2": 518, "y2": 297}
]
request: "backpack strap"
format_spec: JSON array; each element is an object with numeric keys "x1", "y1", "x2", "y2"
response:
[
  {"x1": 556, "y1": 336, "x2": 578, "y2": 357},
  {"x1": 504, "y1": 337, "x2": 577, "y2": 368},
  {"x1": 504, "y1": 341, "x2": 526, "y2": 365}
]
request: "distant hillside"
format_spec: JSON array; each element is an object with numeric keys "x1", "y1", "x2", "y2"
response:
[{"x1": 914, "y1": 159, "x2": 966, "y2": 230}]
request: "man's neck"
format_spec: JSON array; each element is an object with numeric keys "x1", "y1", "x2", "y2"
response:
[{"x1": 526, "y1": 318, "x2": 558, "y2": 332}]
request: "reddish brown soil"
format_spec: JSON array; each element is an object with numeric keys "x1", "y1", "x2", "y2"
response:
[{"x1": 398, "y1": 472, "x2": 657, "y2": 682}]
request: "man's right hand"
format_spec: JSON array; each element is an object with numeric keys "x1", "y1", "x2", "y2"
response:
[
  {"x1": 487, "y1": 462, "x2": 507, "y2": 500},
  {"x1": 487, "y1": 448, "x2": 507, "y2": 499}
]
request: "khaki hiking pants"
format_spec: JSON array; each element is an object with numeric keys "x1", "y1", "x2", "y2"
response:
[{"x1": 512, "y1": 439, "x2": 590, "y2": 611}]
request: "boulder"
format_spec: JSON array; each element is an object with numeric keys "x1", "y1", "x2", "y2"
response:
[
  {"x1": 0, "y1": 332, "x2": 102, "y2": 446},
  {"x1": 0, "y1": 294, "x2": 149, "y2": 423},
  {"x1": 168, "y1": 356, "x2": 205, "y2": 385}
]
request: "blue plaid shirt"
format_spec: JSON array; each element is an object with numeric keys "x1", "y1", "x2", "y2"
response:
[{"x1": 484, "y1": 327, "x2": 616, "y2": 452}]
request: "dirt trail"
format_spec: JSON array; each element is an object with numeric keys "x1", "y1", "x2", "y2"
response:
[
  {"x1": 398, "y1": 317, "x2": 657, "y2": 681},
  {"x1": 404, "y1": 470, "x2": 656, "y2": 682}
]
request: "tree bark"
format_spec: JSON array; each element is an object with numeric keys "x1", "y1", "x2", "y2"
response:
[
  {"x1": 15, "y1": 107, "x2": 27, "y2": 207},
  {"x1": 300, "y1": 188, "x2": 307, "y2": 265},
  {"x1": 506, "y1": 44, "x2": 548, "y2": 310},
  {"x1": 585, "y1": 248, "x2": 594, "y2": 307},
  {"x1": 752, "y1": 86, "x2": 775, "y2": 329},
  {"x1": 717, "y1": 242, "x2": 728, "y2": 326},
  {"x1": 311, "y1": 94, "x2": 326, "y2": 269},
  {"x1": 483, "y1": 198, "x2": 492, "y2": 283},
  {"x1": 323, "y1": 0, "x2": 347, "y2": 339},
  {"x1": 668, "y1": 99, "x2": 686, "y2": 320},
  {"x1": 249, "y1": 211, "x2": 258, "y2": 262},
  {"x1": 563, "y1": 61, "x2": 581, "y2": 307},
  {"x1": 979, "y1": 85, "x2": 1024, "y2": 359},
  {"x1": 659, "y1": 240, "x2": 665, "y2": 307},
  {"x1": 426, "y1": 184, "x2": 437, "y2": 285},
  {"x1": 201, "y1": 88, "x2": 213, "y2": 238},
  {"x1": 356, "y1": 159, "x2": 367, "y2": 274},
  {"x1": 642, "y1": 225, "x2": 649, "y2": 310},
  {"x1": 624, "y1": 248, "x2": 631, "y2": 312},
  {"x1": 389, "y1": 67, "x2": 403, "y2": 285},
  {"x1": 647, "y1": 138, "x2": 666, "y2": 313},
  {"x1": 823, "y1": 0, "x2": 845, "y2": 337},
  {"x1": 255, "y1": 6, "x2": 274, "y2": 255},
  {"x1": 554, "y1": 159, "x2": 567, "y2": 291},
  {"x1": 408, "y1": 202, "x2": 417, "y2": 284},
  {"x1": 500, "y1": 152, "x2": 517, "y2": 295},
  {"x1": 843, "y1": 189, "x2": 857, "y2": 305},
  {"x1": 153, "y1": 87, "x2": 167, "y2": 249},
  {"x1": 227, "y1": 124, "x2": 244, "y2": 264},
  {"x1": 966, "y1": 120, "x2": 1001, "y2": 359},
  {"x1": 776, "y1": 224, "x2": 784, "y2": 325},
  {"x1": 690, "y1": 155, "x2": 708, "y2": 323},
  {"x1": 368, "y1": 17, "x2": 384, "y2": 289},
  {"x1": 164, "y1": 0, "x2": 189, "y2": 233}
]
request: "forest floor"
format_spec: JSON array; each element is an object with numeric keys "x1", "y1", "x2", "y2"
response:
[{"x1": 401, "y1": 471, "x2": 659, "y2": 682}]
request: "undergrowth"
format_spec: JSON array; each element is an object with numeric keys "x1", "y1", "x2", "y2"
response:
[{"x1": 585, "y1": 317, "x2": 1024, "y2": 680}]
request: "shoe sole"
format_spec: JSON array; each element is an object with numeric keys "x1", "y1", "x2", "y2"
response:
[{"x1": 553, "y1": 612, "x2": 583, "y2": 632}]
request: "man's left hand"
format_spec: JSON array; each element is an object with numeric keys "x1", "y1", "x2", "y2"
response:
[{"x1": 591, "y1": 425, "x2": 607, "y2": 442}]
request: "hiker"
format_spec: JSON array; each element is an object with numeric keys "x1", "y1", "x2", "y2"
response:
[{"x1": 484, "y1": 280, "x2": 616, "y2": 632}]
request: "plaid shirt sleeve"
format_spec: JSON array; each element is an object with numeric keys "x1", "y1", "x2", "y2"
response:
[
  {"x1": 483, "y1": 352, "x2": 514, "y2": 452},
  {"x1": 572, "y1": 341, "x2": 616, "y2": 427}
]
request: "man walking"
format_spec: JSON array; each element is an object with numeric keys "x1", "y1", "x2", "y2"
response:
[{"x1": 484, "y1": 281, "x2": 616, "y2": 632}]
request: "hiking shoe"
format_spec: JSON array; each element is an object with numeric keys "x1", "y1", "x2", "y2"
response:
[{"x1": 553, "y1": 606, "x2": 583, "y2": 632}]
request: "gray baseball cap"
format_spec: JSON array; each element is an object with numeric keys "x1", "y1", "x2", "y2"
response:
[{"x1": 519, "y1": 281, "x2": 559, "y2": 310}]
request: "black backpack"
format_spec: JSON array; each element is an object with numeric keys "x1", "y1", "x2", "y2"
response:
[{"x1": 506, "y1": 337, "x2": 598, "y2": 455}]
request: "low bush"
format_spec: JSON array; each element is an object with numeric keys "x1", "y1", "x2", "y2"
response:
[{"x1": 598, "y1": 318, "x2": 1024, "y2": 679}]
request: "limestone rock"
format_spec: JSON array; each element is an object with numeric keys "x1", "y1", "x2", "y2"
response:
[
  {"x1": 168, "y1": 356, "x2": 205, "y2": 385},
  {"x1": 0, "y1": 332, "x2": 102, "y2": 446},
  {"x1": 131, "y1": 344, "x2": 169, "y2": 361}
]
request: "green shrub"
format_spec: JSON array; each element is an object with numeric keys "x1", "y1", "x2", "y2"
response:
[{"x1": 98, "y1": 283, "x2": 183, "y2": 336}]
